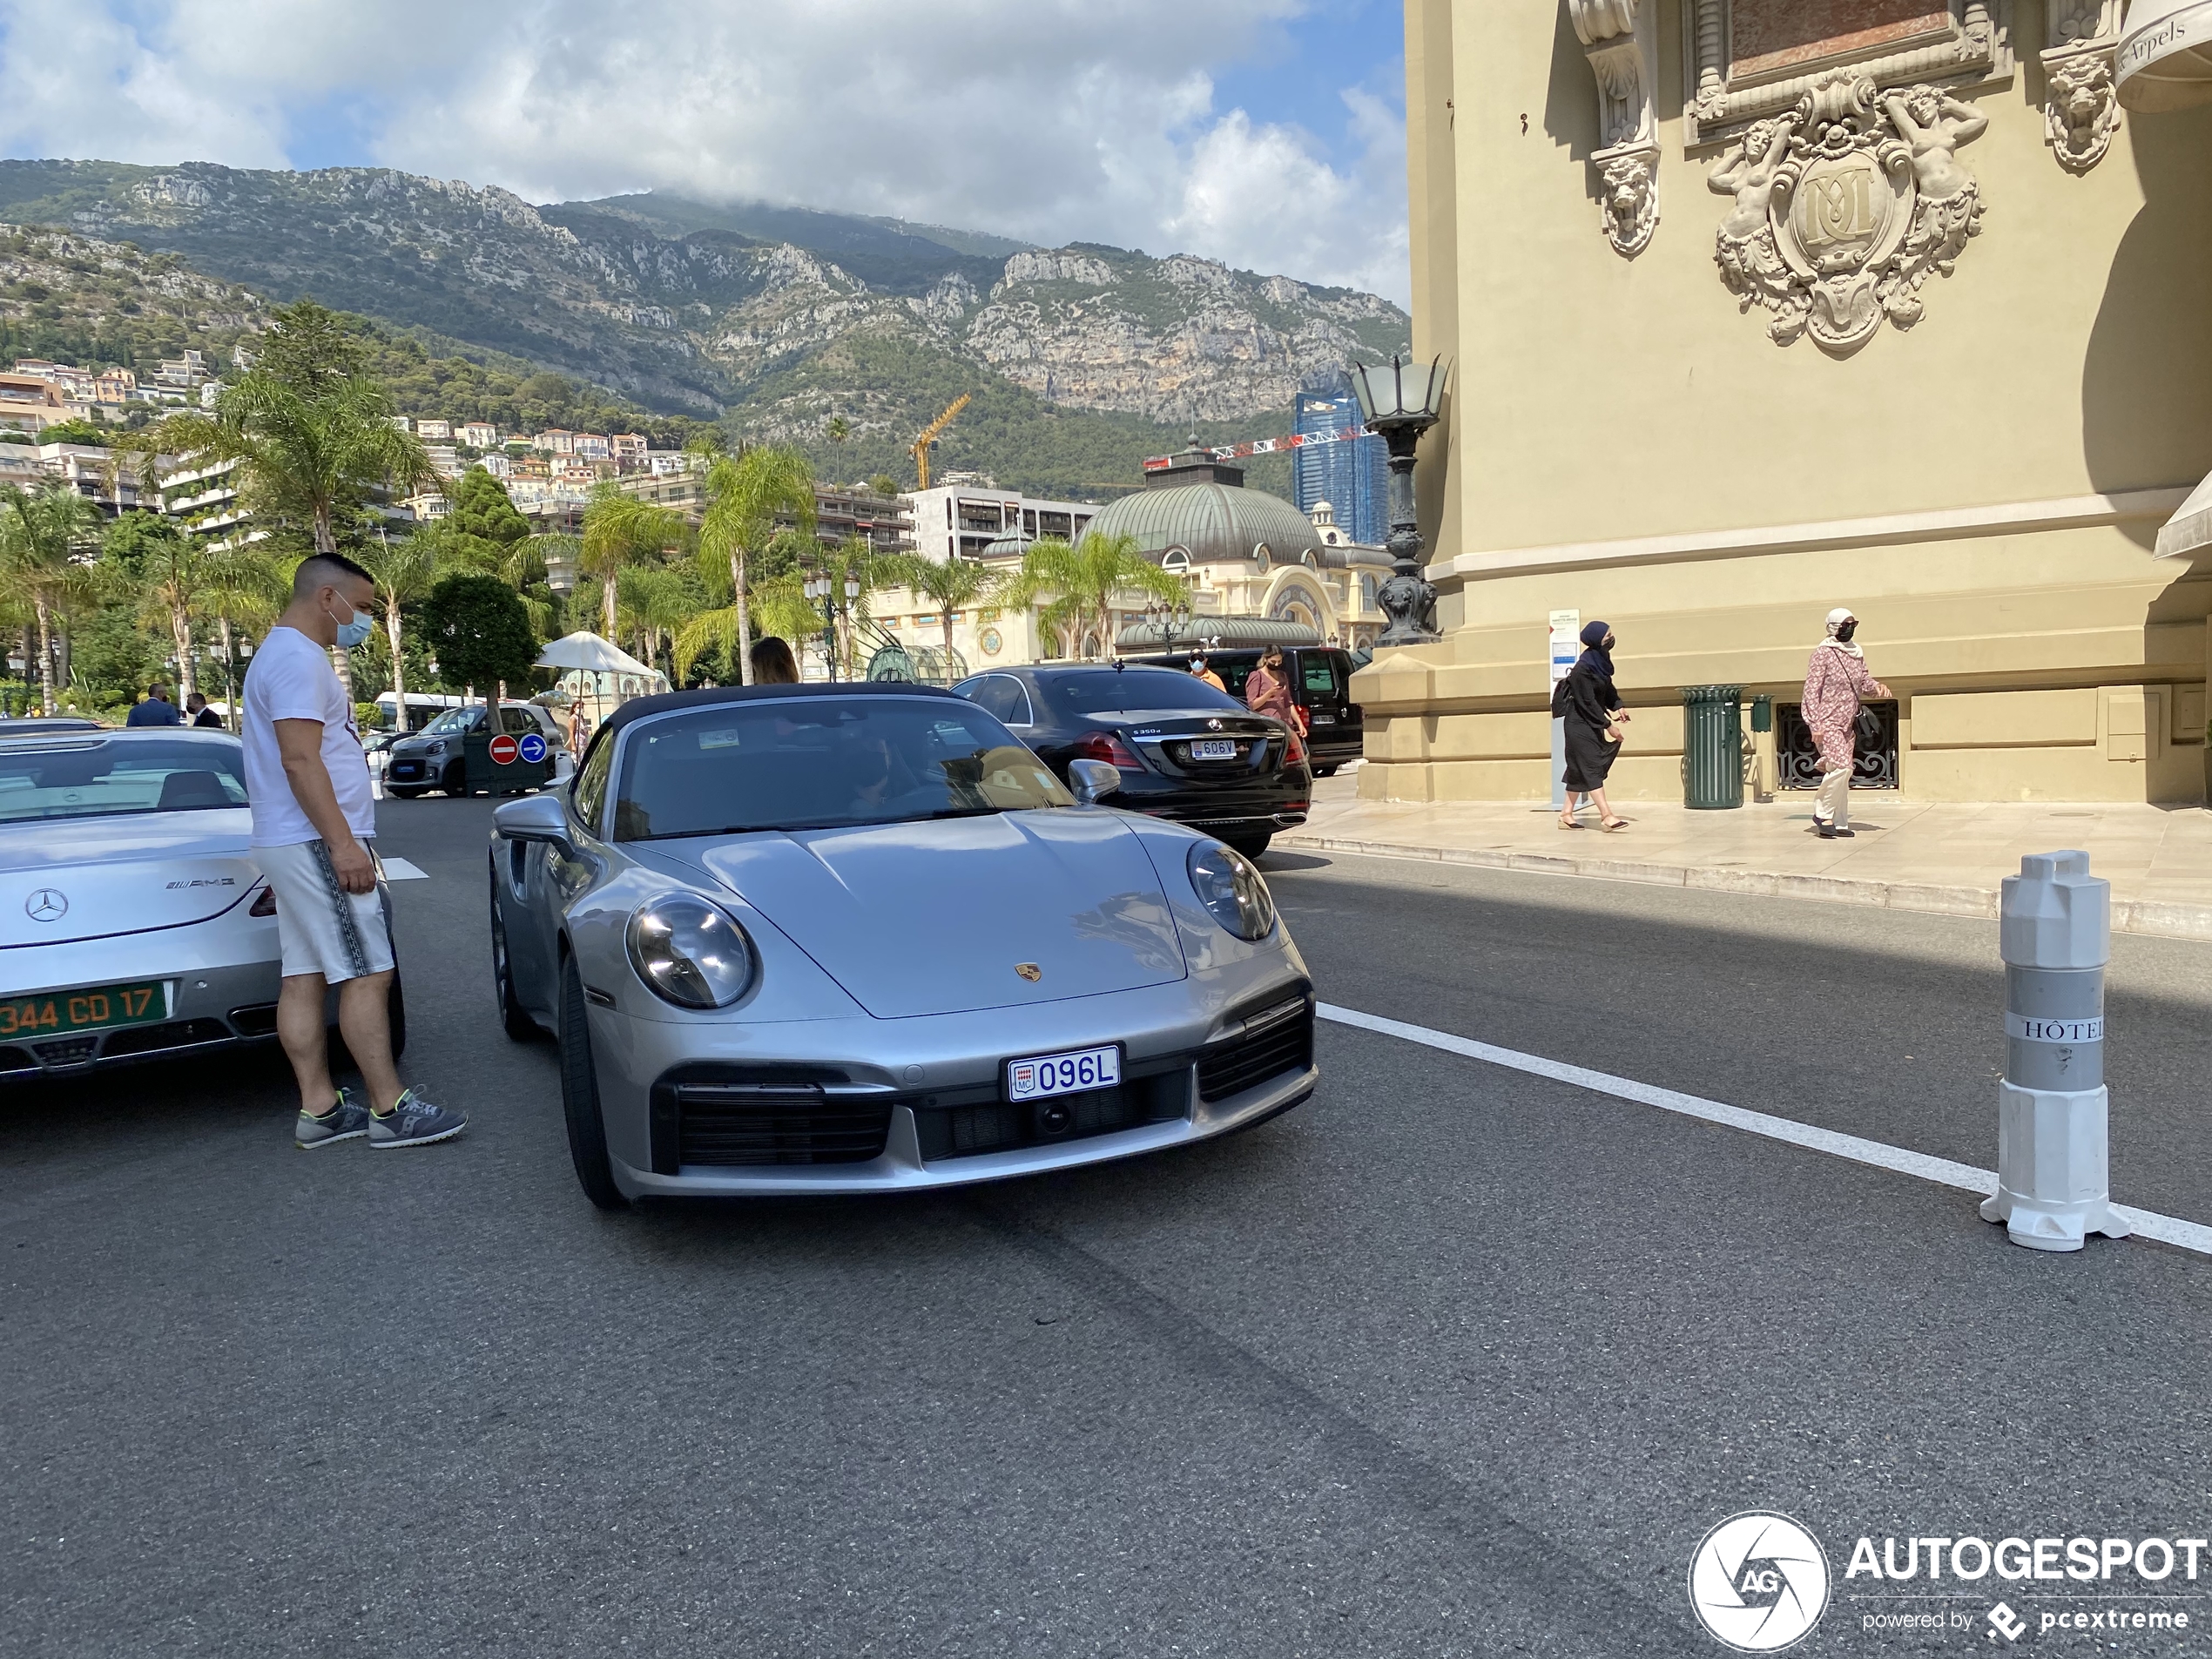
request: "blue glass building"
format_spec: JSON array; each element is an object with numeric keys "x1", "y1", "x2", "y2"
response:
[{"x1": 1291, "y1": 390, "x2": 1388, "y2": 548}]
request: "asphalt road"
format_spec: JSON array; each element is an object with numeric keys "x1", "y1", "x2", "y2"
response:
[{"x1": 6, "y1": 796, "x2": 2212, "y2": 1657}]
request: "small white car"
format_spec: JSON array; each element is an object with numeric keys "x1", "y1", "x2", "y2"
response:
[{"x1": 0, "y1": 727, "x2": 401, "y2": 1077}]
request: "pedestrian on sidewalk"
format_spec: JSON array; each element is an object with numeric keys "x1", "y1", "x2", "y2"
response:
[
  {"x1": 243, "y1": 552, "x2": 466, "y2": 1151},
  {"x1": 1246, "y1": 646, "x2": 1302, "y2": 731},
  {"x1": 1557, "y1": 620, "x2": 1630, "y2": 831},
  {"x1": 186, "y1": 691, "x2": 223, "y2": 729},
  {"x1": 1803, "y1": 606, "x2": 1891, "y2": 840}
]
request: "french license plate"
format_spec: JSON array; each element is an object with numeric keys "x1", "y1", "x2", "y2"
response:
[
  {"x1": 1311, "y1": 713, "x2": 1336, "y2": 725},
  {"x1": 1007, "y1": 1043, "x2": 1121, "y2": 1102},
  {"x1": 1190, "y1": 739, "x2": 1238, "y2": 761},
  {"x1": 0, "y1": 980, "x2": 167, "y2": 1038}
]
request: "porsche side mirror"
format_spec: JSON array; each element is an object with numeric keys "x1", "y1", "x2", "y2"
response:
[
  {"x1": 1069, "y1": 759, "x2": 1120, "y2": 806},
  {"x1": 493, "y1": 792, "x2": 578, "y2": 859}
]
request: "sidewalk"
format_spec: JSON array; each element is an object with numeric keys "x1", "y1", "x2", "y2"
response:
[{"x1": 1281, "y1": 778, "x2": 2212, "y2": 941}]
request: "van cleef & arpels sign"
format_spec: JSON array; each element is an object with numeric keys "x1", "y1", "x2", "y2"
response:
[{"x1": 1709, "y1": 70, "x2": 1986, "y2": 355}]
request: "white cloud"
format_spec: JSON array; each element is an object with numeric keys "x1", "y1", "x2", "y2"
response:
[{"x1": 0, "y1": 0, "x2": 1411, "y2": 305}]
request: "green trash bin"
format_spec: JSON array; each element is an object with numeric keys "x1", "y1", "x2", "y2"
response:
[{"x1": 1683, "y1": 685, "x2": 1745, "y2": 810}]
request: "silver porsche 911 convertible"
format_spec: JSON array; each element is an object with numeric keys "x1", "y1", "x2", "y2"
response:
[{"x1": 488, "y1": 684, "x2": 1317, "y2": 1208}]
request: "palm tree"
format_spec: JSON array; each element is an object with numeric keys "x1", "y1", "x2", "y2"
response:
[
  {"x1": 899, "y1": 553, "x2": 1004, "y2": 685},
  {"x1": 359, "y1": 529, "x2": 453, "y2": 721},
  {"x1": 0, "y1": 482, "x2": 105, "y2": 714},
  {"x1": 698, "y1": 445, "x2": 814, "y2": 685},
  {"x1": 116, "y1": 522, "x2": 208, "y2": 700},
  {"x1": 127, "y1": 374, "x2": 440, "y2": 560},
  {"x1": 673, "y1": 571, "x2": 819, "y2": 685},
  {"x1": 121, "y1": 369, "x2": 442, "y2": 696},
  {"x1": 197, "y1": 543, "x2": 286, "y2": 732},
  {"x1": 577, "y1": 484, "x2": 688, "y2": 642},
  {"x1": 818, "y1": 535, "x2": 913, "y2": 678},
  {"x1": 1003, "y1": 531, "x2": 1184, "y2": 662},
  {"x1": 616, "y1": 563, "x2": 703, "y2": 679}
]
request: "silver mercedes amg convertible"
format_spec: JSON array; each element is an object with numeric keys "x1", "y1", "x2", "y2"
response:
[{"x1": 487, "y1": 683, "x2": 1317, "y2": 1208}]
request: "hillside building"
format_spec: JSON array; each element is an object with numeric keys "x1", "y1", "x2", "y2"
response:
[
  {"x1": 902, "y1": 482, "x2": 1101, "y2": 563},
  {"x1": 461, "y1": 422, "x2": 499, "y2": 449}
]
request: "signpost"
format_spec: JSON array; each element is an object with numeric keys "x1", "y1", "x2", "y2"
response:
[
  {"x1": 1548, "y1": 610, "x2": 1580, "y2": 812},
  {"x1": 488, "y1": 733, "x2": 520, "y2": 767}
]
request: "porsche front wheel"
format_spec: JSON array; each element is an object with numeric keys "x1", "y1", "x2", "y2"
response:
[{"x1": 558, "y1": 954, "x2": 629, "y2": 1211}]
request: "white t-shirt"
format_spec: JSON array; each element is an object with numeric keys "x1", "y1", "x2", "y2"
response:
[{"x1": 242, "y1": 625, "x2": 375, "y2": 849}]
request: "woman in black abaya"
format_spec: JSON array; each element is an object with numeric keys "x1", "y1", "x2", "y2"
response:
[{"x1": 1559, "y1": 619, "x2": 1630, "y2": 831}]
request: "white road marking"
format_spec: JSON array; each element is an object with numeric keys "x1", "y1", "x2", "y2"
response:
[
  {"x1": 381, "y1": 858, "x2": 430, "y2": 880},
  {"x1": 1318, "y1": 1002, "x2": 2212, "y2": 1260}
]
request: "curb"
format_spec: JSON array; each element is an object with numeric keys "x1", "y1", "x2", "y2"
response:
[{"x1": 1275, "y1": 833, "x2": 2212, "y2": 943}]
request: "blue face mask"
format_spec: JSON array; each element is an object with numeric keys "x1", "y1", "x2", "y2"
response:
[{"x1": 327, "y1": 596, "x2": 374, "y2": 651}]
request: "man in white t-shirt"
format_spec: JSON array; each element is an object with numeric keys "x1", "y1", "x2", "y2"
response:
[{"x1": 244, "y1": 552, "x2": 466, "y2": 1151}]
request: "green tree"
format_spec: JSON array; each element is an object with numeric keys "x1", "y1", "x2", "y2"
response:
[
  {"x1": 42, "y1": 419, "x2": 107, "y2": 448},
  {"x1": 359, "y1": 530, "x2": 454, "y2": 719},
  {"x1": 698, "y1": 444, "x2": 813, "y2": 685},
  {"x1": 250, "y1": 299, "x2": 369, "y2": 397},
  {"x1": 0, "y1": 481, "x2": 105, "y2": 712},
  {"x1": 1004, "y1": 532, "x2": 1184, "y2": 661},
  {"x1": 554, "y1": 483, "x2": 690, "y2": 643},
  {"x1": 420, "y1": 572, "x2": 537, "y2": 704},
  {"x1": 866, "y1": 473, "x2": 900, "y2": 497},
  {"x1": 899, "y1": 552, "x2": 1004, "y2": 684},
  {"x1": 448, "y1": 466, "x2": 530, "y2": 554},
  {"x1": 198, "y1": 544, "x2": 286, "y2": 731},
  {"x1": 102, "y1": 512, "x2": 207, "y2": 698}
]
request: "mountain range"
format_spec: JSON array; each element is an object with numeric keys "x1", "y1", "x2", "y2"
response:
[{"x1": 0, "y1": 159, "x2": 1410, "y2": 499}]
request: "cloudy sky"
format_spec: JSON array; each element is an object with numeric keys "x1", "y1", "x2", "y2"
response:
[{"x1": 0, "y1": 0, "x2": 1411, "y2": 305}]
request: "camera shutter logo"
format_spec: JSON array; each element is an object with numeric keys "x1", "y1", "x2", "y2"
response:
[{"x1": 1688, "y1": 1512, "x2": 1831, "y2": 1652}]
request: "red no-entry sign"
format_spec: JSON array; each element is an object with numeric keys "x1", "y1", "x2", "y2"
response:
[{"x1": 488, "y1": 733, "x2": 520, "y2": 765}]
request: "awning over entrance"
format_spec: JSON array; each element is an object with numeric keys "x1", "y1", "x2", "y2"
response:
[
  {"x1": 2155, "y1": 469, "x2": 2212, "y2": 558},
  {"x1": 2118, "y1": 0, "x2": 2212, "y2": 112}
]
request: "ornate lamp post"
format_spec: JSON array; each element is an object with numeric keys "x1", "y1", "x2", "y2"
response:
[
  {"x1": 804, "y1": 572, "x2": 837, "y2": 682},
  {"x1": 1349, "y1": 354, "x2": 1449, "y2": 646},
  {"x1": 1139, "y1": 594, "x2": 1190, "y2": 653}
]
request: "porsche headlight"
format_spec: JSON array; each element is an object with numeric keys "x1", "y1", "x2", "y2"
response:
[
  {"x1": 1186, "y1": 842, "x2": 1277, "y2": 941},
  {"x1": 625, "y1": 894, "x2": 755, "y2": 1008}
]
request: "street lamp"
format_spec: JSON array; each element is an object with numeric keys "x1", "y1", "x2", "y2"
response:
[
  {"x1": 1140, "y1": 594, "x2": 1190, "y2": 653},
  {"x1": 1349, "y1": 354, "x2": 1449, "y2": 646},
  {"x1": 804, "y1": 572, "x2": 837, "y2": 682}
]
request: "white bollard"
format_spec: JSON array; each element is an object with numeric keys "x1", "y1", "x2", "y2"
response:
[{"x1": 1979, "y1": 850, "x2": 2131, "y2": 1252}]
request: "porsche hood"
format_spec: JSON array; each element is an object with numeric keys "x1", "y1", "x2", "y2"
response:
[{"x1": 685, "y1": 810, "x2": 1187, "y2": 1019}]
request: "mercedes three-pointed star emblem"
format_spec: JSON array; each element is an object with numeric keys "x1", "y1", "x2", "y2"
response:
[{"x1": 25, "y1": 888, "x2": 67, "y2": 923}]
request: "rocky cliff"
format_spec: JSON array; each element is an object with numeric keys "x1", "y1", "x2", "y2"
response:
[{"x1": 0, "y1": 160, "x2": 1409, "y2": 435}]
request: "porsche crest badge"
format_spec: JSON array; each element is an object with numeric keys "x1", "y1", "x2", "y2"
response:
[{"x1": 1015, "y1": 963, "x2": 1042, "y2": 981}]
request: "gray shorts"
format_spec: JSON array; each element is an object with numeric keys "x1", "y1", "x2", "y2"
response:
[{"x1": 255, "y1": 840, "x2": 395, "y2": 983}]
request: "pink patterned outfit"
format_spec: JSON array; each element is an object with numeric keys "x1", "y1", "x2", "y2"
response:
[{"x1": 1802, "y1": 640, "x2": 1889, "y2": 827}]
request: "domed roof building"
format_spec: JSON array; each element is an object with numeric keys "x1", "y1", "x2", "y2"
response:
[{"x1": 1076, "y1": 442, "x2": 1392, "y2": 646}]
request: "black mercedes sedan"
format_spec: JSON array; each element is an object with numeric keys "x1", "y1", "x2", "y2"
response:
[{"x1": 954, "y1": 664, "x2": 1310, "y2": 859}]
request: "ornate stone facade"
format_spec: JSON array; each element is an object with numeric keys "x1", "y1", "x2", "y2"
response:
[
  {"x1": 1571, "y1": 0, "x2": 1662, "y2": 256},
  {"x1": 2043, "y1": 2, "x2": 2123, "y2": 173},
  {"x1": 1709, "y1": 71, "x2": 1986, "y2": 354}
]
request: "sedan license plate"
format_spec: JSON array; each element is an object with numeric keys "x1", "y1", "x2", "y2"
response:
[
  {"x1": 0, "y1": 980, "x2": 166, "y2": 1039},
  {"x1": 1190, "y1": 738, "x2": 1238, "y2": 761},
  {"x1": 1007, "y1": 1043, "x2": 1121, "y2": 1102}
]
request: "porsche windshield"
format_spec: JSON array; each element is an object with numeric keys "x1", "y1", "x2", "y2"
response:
[
  {"x1": 611, "y1": 698, "x2": 1073, "y2": 840},
  {"x1": 0, "y1": 738, "x2": 248, "y2": 822}
]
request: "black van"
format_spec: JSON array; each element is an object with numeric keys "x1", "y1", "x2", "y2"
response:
[{"x1": 1125, "y1": 646, "x2": 1366, "y2": 774}]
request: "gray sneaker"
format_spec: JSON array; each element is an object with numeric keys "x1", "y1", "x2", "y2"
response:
[
  {"x1": 296, "y1": 1086, "x2": 371, "y2": 1150},
  {"x1": 368, "y1": 1088, "x2": 467, "y2": 1150}
]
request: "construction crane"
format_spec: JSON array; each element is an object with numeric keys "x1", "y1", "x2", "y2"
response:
[{"x1": 910, "y1": 395, "x2": 971, "y2": 492}]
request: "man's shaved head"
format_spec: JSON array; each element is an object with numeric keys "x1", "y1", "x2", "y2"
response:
[{"x1": 293, "y1": 552, "x2": 374, "y2": 600}]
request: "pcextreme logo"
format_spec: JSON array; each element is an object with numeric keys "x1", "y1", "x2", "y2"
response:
[{"x1": 1689, "y1": 1512, "x2": 1832, "y2": 1652}]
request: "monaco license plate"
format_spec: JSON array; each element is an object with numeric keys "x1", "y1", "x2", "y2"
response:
[
  {"x1": 0, "y1": 980, "x2": 167, "y2": 1039},
  {"x1": 1190, "y1": 739, "x2": 1238, "y2": 761},
  {"x1": 1007, "y1": 1043, "x2": 1122, "y2": 1103}
]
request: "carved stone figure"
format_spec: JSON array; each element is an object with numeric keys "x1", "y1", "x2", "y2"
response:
[
  {"x1": 1706, "y1": 71, "x2": 1986, "y2": 356},
  {"x1": 2045, "y1": 52, "x2": 2120, "y2": 172},
  {"x1": 1600, "y1": 152, "x2": 1660, "y2": 257}
]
